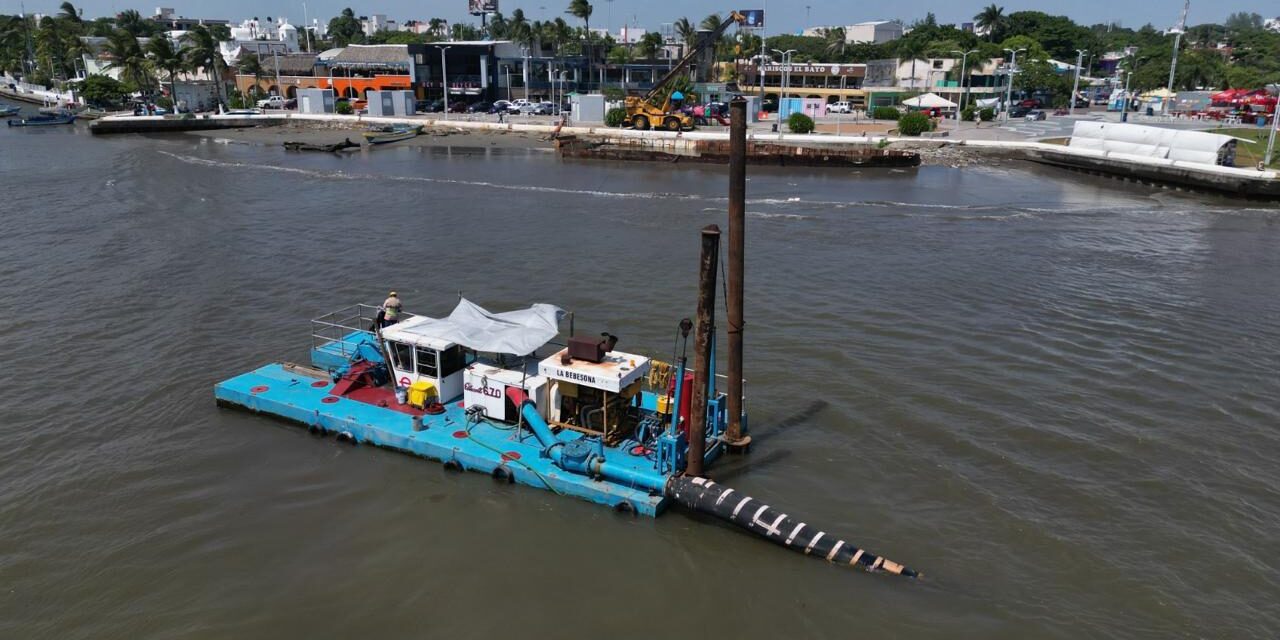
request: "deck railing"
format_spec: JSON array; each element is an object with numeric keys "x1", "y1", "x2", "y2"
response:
[{"x1": 310, "y1": 304, "x2": 418, "y2": 358}]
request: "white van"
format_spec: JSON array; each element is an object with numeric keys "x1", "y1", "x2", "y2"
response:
[{"x1": 827, "y1": 101, "x2": 853, "y2": 114}]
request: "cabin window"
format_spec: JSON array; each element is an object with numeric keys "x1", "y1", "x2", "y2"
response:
[
  {"x1": 415, "y1": 347, "x2": 439, "y2": 377},
  {"x1": 388, "y1": 341, "x2": 414, "y2": 371},
  {"x1": 440, "y1": 345, "x2": 467, "y2": 377}
]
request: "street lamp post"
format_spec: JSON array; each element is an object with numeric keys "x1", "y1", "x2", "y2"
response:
[
  {"x1": 435, "y1": 45, "x2": 452, "y2": 120},
  {"x1": 951, "y1": 49, "x2": 977, "y2": 114},
  {"x1": 1070, "y1": 49, "x2": 1087, "y2": 117},
  {"x1": 772, "y1": 48, "x2": 796, "y2": 116},
  {"x1": 1002, "y1": 47, "x2": 1025, "y2": 124}
]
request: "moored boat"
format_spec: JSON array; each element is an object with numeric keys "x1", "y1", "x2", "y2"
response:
[
  {"x1": 0, "y1": 105, "x2": 19, "y2": 117},
  {"x1": 362, "y1": 123, "x2": 422, "y2": 145},
  {"x1": 7, "y1": 112, "x2": 76, "y2": 127},
  {"x1": 283, "y1": 137, "x2": 360, "y2": 152}
]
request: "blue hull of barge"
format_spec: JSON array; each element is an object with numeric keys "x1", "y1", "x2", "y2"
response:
[{"x1": 214, "y1": 363, "x2": 670, "y2": 516}]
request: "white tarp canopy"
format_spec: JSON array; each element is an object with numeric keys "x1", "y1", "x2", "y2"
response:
[
  {"x1": 902, "y1": 93, "x2": 958, "y2": 109},
  {"x1": 974, "y1": 97, "x2": 1001, "y2": 108},
  {"x1": 383, "y1": 298, "x2": 564, "y2": 356},
  {"x1": 1068, "y1": 121, "x2": 1237, "y2": 166}
]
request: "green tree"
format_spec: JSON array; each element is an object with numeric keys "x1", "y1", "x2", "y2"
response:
[
  {"x1": 182, "y1": 24, "x2": 229, "y2": 109},
  {"x1": 237, "y1": 52, "x2": 265, "y2": 97},
  {"x1": 115, "y1": 9, "x2": 145, "y2": 36},
  {"x1": 974, "y1": 4, "x2": 1008, "y2": 42},
  {"x1": 895, "y1": 35, "x2": 929, "y2": 90},
  {"x1": 819, "y1": 27, "x2": 847, "y2": 59},
  {"x1": 327, "y1": 8, "x2": 365, "y2": 47},
  {"x1": 103, "y1": 28, "x2": 151, "y2": 92},
  {"x1": 567, "y1": 0, "x2": 593, "y2": 83},
  {"x1": 636, "y1": 31, "x2": 663, "y2": 60},
  {"x1": 147, "y1": 35, "x2": 186, "y2": 108},
  {"x1": 74, "y1": 73, "x2": 127, "y2": 106}
]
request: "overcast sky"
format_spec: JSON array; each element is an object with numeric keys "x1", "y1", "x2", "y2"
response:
[{"x1": 6, "y1": 0, "x2": 1274, "y2": 34}]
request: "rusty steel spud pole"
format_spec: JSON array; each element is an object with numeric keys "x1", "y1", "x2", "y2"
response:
[
  {"x1": 724, "y1": 97, "x2": 751, "y2": 450},
  {"x1": 688, "y1": 224, "x2": 720, "y2": 476}
]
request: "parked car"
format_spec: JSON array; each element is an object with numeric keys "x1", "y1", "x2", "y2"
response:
[
  {"x1": 284, "y1": 97, "x2": 297, "y2": 109},
  {"x1": 1024, "y1": 109, "x2": 1047, "y2": 121},
  {"x1": 447, "y1": 101, "x2": 469, "y2": 113},
  {"x1": 1008, "y1": 105, "x2": 1032, "y2": 118},
  {"x1": 490, "y1": 99, "x2": 514, "y2": 114},
  {"x1": 510, "y1": 98, "x2": 532, "y2": 111},
  {"x1": 533, "y1": 101, "x2": 560, "y2": 115},
  {"x1": 1072, "y1": 95, "x2": 1090, "y2": 108},
  {"x1": 516, "y1": 102, "x2": 540, "y2": 115},
  {"x1": 1019, "y1": 98, "x2": 1041, "y2": 109},
  {"x1": 827, "y1": 101, "x2": 854, "y2": 114},
  {"x1": 256, "y1": 95, "x2": 287, "y2": 109},
  {"x1": 468, "y1": 101, "x2": 492, "y2": 113}
]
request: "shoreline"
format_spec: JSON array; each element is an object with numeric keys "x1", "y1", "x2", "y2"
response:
[{"x1": 189, "y1": 118, "x2": 1005, "y2": 167}]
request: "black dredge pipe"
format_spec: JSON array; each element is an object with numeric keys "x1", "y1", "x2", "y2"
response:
[{"x1": 666, "y1": 476, "x2": 919, "y2": 578}]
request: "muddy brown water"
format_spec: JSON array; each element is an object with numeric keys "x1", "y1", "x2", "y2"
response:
[{"x1": 2, "y1": 120, "x2": 1279, "y2": 638}]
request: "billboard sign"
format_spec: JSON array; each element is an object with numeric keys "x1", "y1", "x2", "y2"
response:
[
  {"x1": 739, "y1": 9, "x2": 764, "y2": 29},
  {"x1": 469, "y1": 0, "x2": 498, "y2": 15}
]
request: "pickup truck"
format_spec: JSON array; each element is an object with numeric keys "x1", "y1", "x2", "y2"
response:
[{"x1": 256, "y1": 95, "x2": 287, "y2": 109}]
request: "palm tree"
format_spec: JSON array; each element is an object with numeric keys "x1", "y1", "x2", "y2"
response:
[
  {"x1": 973, "y1": 4, "x2": 1007, "y2": 42},
  {"x1": 148, "y1": 35, "x2": 185, "y2": 108},
  {"x1": 116, "y1": 9, "x2": 144, "y2": 36},
  {"x1": 58, "y1": 2, "x2": 81, "y2": 23},
  {"x1": 636, "y1": 31, "x2": 663, "y2": 60},
  {"x1": 896, "y1": 36, "x2": 928, "y2": 90},
  {"x1": 699, "y1": 14, "x2": 724, "y2": 32},
  {"x1": 548, "y1": 17, "x2": 573, "y2": 55},
  {"x1": 819, "y1": 27, "x2": 847, "y2": 58},
  {"x1": 567, "y1": 0, "x2": 592, "y2": 85},
  {"x1": 237, "y1": 53, "x2": 266, "y2": 98},
  {"x1": 103, "y1": 28, "x2": 152, "y2": 93},
  {"x1": 182, "y1": 25, "x2": 225, "y2": 110}
]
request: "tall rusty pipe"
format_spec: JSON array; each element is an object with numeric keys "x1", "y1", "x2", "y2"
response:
[
  {"x1": 687, "y1": 225, "x2": 721, "y2": 476},
  {"x1": 724, "y1": 96, "x2": 750, "y2": 449}
]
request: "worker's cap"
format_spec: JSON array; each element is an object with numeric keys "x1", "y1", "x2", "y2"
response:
[{"x1": 389, "y1": 290, "x2": 398, "y2": 296}]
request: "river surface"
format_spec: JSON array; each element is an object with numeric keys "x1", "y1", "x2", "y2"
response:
[{"x1": 2, "y1": 112, "x2": 1279, "y2": 639}]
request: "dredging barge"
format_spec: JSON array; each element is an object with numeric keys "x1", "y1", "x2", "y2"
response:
[{"x1": 215, "y1": 98, "x2": 917, "y2": 577}]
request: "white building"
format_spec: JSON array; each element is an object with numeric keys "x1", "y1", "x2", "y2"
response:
[
  {"x1": 1264, "y1": 17, "x2": 1279, "y2": 32},
  {"x1": 848, "y1": 21, "x2": 903, "y2": 44},
  {"x1": 218, "y1": 18, "x2": 300, "y2": 65},
  {"x1": 361, "y1": 14, "x2": 397, "y2": 36},
  {"x1": 802, "y1": 20, "x2": 903, "y2": 44}
]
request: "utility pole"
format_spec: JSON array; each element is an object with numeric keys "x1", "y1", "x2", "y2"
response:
[
  {"x1": 1070, "y1": 49, "x2": 1087, "y2": 116},
  {"x1": 1166, "y1": 0, "x2": 1190, "y2": 115}
]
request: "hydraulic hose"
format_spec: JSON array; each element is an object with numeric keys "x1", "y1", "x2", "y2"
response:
[{"x1": 665, "y1": 475, "x2": 919, "y2": 578}]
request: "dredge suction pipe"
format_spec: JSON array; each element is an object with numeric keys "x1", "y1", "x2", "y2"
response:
[
  {"x1": 666, "y1": 475, "x2": 919, "y2": 578},
  {"x1": 509, "y1": 390, "x2": 918, "y2": 577}
]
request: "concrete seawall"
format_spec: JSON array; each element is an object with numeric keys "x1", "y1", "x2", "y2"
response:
[{"x1": 90, "y1": 114, "x2": 288, "y2": 134}]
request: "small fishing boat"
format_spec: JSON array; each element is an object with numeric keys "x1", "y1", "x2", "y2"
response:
[
  {"x1": 283, "y1": 138, "x2": 360, "y2": 152},
  {"x1": 0, "y1": 105, "x2": 19, "y2": 117},
  {"x1": 7, "y1": 112, "x2": 76, "y2": 127},
  {"x1": 362, "y1": 124, "x2": 422, "y2": 145}
]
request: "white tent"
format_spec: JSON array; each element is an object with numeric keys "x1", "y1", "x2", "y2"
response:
[{"x1": 902, "y1": 93, "x2": 958, "y2": 109}]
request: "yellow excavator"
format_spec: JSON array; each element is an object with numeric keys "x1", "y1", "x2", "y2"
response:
[{"x1": 624, "y1": 11, "x2": 746, "y2": 131}]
